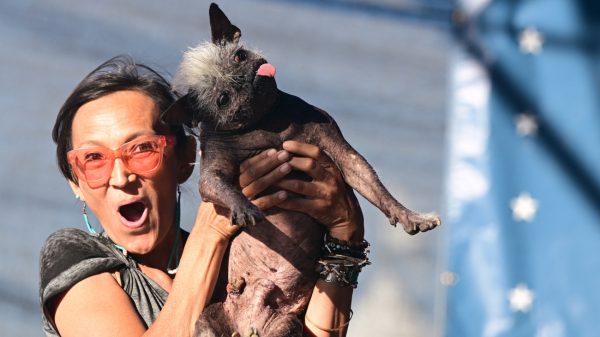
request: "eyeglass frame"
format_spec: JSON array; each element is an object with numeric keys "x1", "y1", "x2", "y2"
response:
[{"x1": 67, "y1": 134, "x2": 176, "y2": 188}]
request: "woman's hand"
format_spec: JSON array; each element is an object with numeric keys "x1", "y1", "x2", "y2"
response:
[
  {"x1": 193, "y1": 202, "x2": 242, "y2": 242},
  {"x1": 238, "y1": 141, "x2": 364, "y2": 242},
  {"x1": 278, "y1": 141, "x2": 364, "y2": 242},
  {"x1": 239, "y1": 148, "x2": 293, "y2": 209},
  {"x1": 195, "y1": 146, "x2": 291, "y2": 241}
]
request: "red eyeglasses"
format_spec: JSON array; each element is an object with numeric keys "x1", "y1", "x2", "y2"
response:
[{"x1": 67, "y1": 135, "x2": 175, "y2": 188}]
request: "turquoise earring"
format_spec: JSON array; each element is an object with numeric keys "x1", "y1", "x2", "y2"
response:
[
  {"x1": 82, "y1": 203, "x2": 98, "y2": 235},
  {"x1": 76, "y1": 195, "x2": 127, "y2": 255},
  {"x1": 76, "y1": 195, "x2": 98, "y2": 235}
]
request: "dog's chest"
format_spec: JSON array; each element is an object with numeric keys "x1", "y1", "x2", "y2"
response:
[{"x1": 202, "y1": 122, "x2": 311, "y2": 160}]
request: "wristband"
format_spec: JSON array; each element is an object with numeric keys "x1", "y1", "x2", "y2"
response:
[
  {"x1": 316, "y1": 254, "x2": 370, "y2": 288},
  {"x1": 323, "y1": 233, "x2": 370, "y2": 260}
]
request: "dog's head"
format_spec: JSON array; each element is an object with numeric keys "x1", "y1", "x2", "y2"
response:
[{"x1": 163, "y1": 3, "x2": 278, "y2": 131}]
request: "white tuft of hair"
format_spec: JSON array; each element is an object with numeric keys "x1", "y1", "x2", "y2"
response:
[
  {"x1": 172, "y1": 42, "x2": 228, "y2": 95},
  {"x1": 173, "y1": 42, "x2": 267, "y2": 97}
]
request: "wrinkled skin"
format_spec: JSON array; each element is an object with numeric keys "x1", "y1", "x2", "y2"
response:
[{"x1": 196, "y1": 211, "x2": 323, "y2": 337}]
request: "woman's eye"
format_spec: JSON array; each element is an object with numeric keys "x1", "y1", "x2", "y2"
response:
[
  {"x1": 217, "y1": 93, "x2": 230, "y2": 107},
  {"x1": 234, "y1": 49, "x2": 247, "y2": 63},
  {"x1": 132, "y1": 141, "x2": 156, "y2": 153},
  {"x1": 84, "y1": 152, "x2": 105, "y2": 162}
]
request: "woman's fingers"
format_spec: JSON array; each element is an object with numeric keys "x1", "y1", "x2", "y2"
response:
[
  {"x1": 283, "y1": 141, "x2": 341, "y2": 179},
  {"x1": 285, "y1": 157, "x2": 327, "y2": 181},
  {"x1": 282, "y1": 141, "x2": 326, "y2": 161},
  {"x1": 242, "y1": 162, "x2": 292, "y2": 199},
  {"x1": 276, "y1": 197, "x2": 328, "y2": 216},
  {"x1": 240, "y1": 148, "x2": 275, "y2": 173},
  {"x1": 276, "y1": 179, "x2": 325, "y2": 199},
  {"x1": 239, "y1": 149, "x2": 290, "y2": 188},
  {"x1": 250, "y1": 191, "x2": 288, "y2": 210}
]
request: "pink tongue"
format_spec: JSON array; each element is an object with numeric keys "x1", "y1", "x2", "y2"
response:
[
  {"x1": 257, "y1": 63, "x2": 276, "y2": 77},
  {"x1": 120, "y1": 202, "x2": 145, "y2": 222}
]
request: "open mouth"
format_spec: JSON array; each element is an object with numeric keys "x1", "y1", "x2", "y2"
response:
[{"x1": 118, "y1": 201, "x2": 148, "y2": 228}]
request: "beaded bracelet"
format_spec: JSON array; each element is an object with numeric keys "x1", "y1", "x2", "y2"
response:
[{"x1": 323, "y1": 233, "x2": 371, "y2": 260}]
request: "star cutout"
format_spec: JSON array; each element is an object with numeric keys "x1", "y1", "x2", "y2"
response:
[
  {"x1": 515, "y1": 113, "x2": 538, "y2": 136},
  {"x1": 519, "y1": 27, "x2": 544, "y2": 54},
  {"x1": 440, "y1": 271, "x2": 459, "y2": 286},
  {"x1": 508, "y1": 283, "x2": 535, "y2": 312},
  {"x1": 511, "y1": 192, "x2": 539, "y2": 222}
]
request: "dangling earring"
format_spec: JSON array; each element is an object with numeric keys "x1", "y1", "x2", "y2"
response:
[
  {"x1": 167, "y1": 185, "x2": 182, "y2": 275},
  {"x1": 76, "y1": 195, "x2": 98, "y2": 235},
  {"x1": 77, "y1": 195, "x2": 128, "y2": 255}
]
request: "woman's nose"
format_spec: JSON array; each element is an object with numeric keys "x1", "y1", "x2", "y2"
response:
[{"x1": 109, "y1": 158, "x2": 135, "y2": 187}]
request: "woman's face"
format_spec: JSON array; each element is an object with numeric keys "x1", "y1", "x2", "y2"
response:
[{"x1": 69, "y1": 90, "x2": 180, "y2": 255}]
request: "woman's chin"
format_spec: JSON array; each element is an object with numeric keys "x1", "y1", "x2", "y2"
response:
[
  {"x1": 123, "y1": 239, "x2": 155, "y2": 255},
  {"x1": 110, "y1": 226, "x2": 156, "y2": 255},
  {"x1": 105, "y1": 210, "x2": 168, "y2": 257}
]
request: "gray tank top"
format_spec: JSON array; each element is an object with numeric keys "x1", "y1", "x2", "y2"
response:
[{"x1": 39, "y1": 228, "x2": 170, "y2": 336}]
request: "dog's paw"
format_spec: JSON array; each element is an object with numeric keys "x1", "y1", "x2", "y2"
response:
[
  {"x1": 230, "y1": 202, "x2": 264, "y2": 227},
  {"x1": 388, "y1": 209, "x2": 441, "y2": 235}
]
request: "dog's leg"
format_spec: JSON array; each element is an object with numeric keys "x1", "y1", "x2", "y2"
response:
[
  {"x1": 315, "y1": 124, "x2": 441, "y2": 234},
  {"x1": 199, "y1": 150, "x2": 264, "y2": 227}
]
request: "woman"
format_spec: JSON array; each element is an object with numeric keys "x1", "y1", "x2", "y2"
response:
[{"x1": 40, "y1": 56, "x2": 367, "y2": 337}]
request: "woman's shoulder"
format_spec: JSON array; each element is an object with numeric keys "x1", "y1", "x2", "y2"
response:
[
  {"x1": 39, "y1": 228, "x2": 125, "y2": 302},
  {"x1": 41, "y1": 228, "x2": 103, "y2": 253},
  {"x1": 40, "y1": 228, "x2": 118, "y2": 273},
  {"x1": 41, "y1": 228, "x2": 112, "y2": 253},
  {"x1": 39, "y1": 228, "x2": 129, "y2": 336}
]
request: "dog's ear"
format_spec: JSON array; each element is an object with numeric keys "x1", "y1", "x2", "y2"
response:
[
  {"x1": 209, "y1": 3, "x2": 241, "y2": 45},
  {"x1": 161, "y1": 94, "x2": 196, "y2": 128}
]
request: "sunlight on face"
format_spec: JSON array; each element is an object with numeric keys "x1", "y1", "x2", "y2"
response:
[{"x1": 69, "y1": 90, "x2": 179, "y2": 256}]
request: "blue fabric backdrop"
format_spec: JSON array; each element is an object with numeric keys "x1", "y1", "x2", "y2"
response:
[{"x1": 445, "y1": 0, "x2": 600, "y2": 336}]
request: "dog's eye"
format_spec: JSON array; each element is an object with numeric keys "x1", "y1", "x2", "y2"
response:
[
  {"x1": 217, "y1": 93, "x2": 230, "y2": 107},
  {"x1": 234, "y1": 49, "x2": 247, "y2": 63}
]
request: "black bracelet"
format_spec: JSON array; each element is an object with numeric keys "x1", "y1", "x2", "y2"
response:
[{"x1": 323, "y1": 233, "x2": 370, "y2": 260}]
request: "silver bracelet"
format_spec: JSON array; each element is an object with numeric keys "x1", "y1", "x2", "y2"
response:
[{"x1": 316, "y1": 254, "x2": 370, "y2": 288}]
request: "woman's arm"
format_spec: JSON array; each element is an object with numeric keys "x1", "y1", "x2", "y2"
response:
[
  {"x1": 303, "y1": 216, "x2": 363, "y2": 337},
  {"x1": 146, "y1": 202, "x2": 234, "y2": 336},
  {"x1": 280, "y1": 141, "x2": 364, "y2": 337},
  {"x1": 152, "y1": 163, "x2": 293, "y2": 336}
]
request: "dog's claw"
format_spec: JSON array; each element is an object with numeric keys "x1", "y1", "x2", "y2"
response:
[
  {"x1": 230, "y1": 202, "x2": 264, "y2": 227},
  {"x1": 388, "y1": 208, "x2": 441, "y2": 234}
]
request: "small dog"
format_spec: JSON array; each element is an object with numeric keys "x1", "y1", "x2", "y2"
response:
[{"x1": 163, "y1": 3, "x2": 441, "y2": 336}]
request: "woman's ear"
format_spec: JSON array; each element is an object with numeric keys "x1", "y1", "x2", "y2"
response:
[
  {"x1": 68, "y1": 180, "x2": 84, "y2": 201},
  {"x1": 178, "y1": 135, "x2": 197, "y2": 184}
]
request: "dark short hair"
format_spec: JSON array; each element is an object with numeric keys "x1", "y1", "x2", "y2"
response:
[{"x1": 52, "y1": 55, "x2": 187, "y2": 183}]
